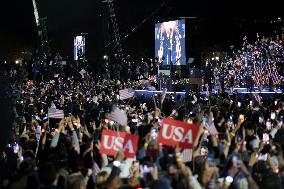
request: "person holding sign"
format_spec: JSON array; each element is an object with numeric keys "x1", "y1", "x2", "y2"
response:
[
  {"x1": 158, "y1": 118, "x2": 200, "y2": 148},
  {"x1": 100, "y1": 130, "x2": 139, "y2": 158}
]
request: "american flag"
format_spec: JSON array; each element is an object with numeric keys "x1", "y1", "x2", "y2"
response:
[
  {"x1": 204, "y1": 122, "x2": 218, "y2": 136},
  {"x1": 253, "y1": 93, "x2": 262, "y2": 104},
  {"x1": 160, "y1": 88, "x2": 167, "y2": 104},
  {"x1": 254, "y1": 63, "x2": 266, "y2": 87},
  {"x1": 109, "y1": 107, "x2": 127, "y2": 126},
  {"x1": 92, "y1": 162, "x2": 101, "y2": 182},
  {"x1": 140, "y1": 79, "x2": 151, "y2": 87},
  {"x1": 119, "y1": 88, "x2": 135, "y2": 100},
  {"x1": 48, "y1": 107, "x2": 64, "y2": 119},
  {"x1": 182, "y1": 149, "x2": 192, "y2": 163},
  {"x1": 203, "y1": 116, "x2": 218, "y2": 136}
]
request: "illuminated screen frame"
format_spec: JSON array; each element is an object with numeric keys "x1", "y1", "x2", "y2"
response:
[
  {"x1": 155, "y1": 19, "x2": 186, "y2": 65},
  {"x1": 74, "y1": 35, "x2": 86, "y2": 60}
]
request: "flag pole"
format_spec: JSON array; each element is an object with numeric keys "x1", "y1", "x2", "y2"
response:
[
  {"x1": 152, "y1": 94, "x2": 157, "y2": 109},
  {"x1": 160, "y1": 88, "x2": 167, "y2": 110},
  {"x1": 126, "y1": 94, "x2": 134, "y2": 106},
  {"x1": 160, "y1": 99, "x2": 163, "y2": 111}
]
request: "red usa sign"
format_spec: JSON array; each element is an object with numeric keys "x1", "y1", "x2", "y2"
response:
[
  {"x1": 100, "y1": 130, "x2": 139, "y2": 158},
  {"x1": 158, "y1": 118, "x2": 200, "y2": 148}
]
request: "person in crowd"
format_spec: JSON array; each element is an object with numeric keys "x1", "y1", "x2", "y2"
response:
[{"x1": 0, "y1": 33, "x2": 283, "y2": 189}]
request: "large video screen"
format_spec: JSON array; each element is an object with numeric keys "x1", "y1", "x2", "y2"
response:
[
  {"x1": 155, "y1": 19, "x2": 186, "y2": 65},
  {"x1": 74, "y1": 35, "x2": 86, "y2": 60}
]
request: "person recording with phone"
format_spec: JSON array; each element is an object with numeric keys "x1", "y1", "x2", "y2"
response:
[{"x1": 221, "y1": 154, "x2": 259, "y2": 189}]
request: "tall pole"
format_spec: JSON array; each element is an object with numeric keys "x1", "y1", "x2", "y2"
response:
[
  {"x1": 31, "y1": 0, "x2": 50, "y2": 58},
  {"x1": 32, "y1": 0, "x2": 40, "y2": 27},
  {"x1": 102, "y1": 0, "x2": 124, "y2": 64},
  {"x1": 170, "y1": 49, "x2": 172, "y2": 77},
  {"x1": 158, "y1": 62, "x2": 161, "y2": 90}
]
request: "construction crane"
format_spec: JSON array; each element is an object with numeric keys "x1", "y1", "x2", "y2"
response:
[{"x1": 32, "y1": 0, "x2": 50, "y2": 58}]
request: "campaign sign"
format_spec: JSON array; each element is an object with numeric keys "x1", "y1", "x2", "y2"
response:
[
  {"x1": 123, "y1": 133, "x2": 139, "y2": 158},
  {"x1": 158, "y1": 118, "x2": 200, "y2": 148},
  {"x1": 100, "y1": 130, "x2": 139, "y2": 158}
]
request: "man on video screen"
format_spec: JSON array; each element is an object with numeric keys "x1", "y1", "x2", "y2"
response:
[
  {"x1": 74, "y1": 36, "x2": 85, "y2": 60},
  {"x1": 157, "y1": 20, "x2": 183, "y2": 65}
]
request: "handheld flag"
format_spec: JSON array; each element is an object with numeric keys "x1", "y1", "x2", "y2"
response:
[{"x1": 119, "y1": 88, "x2": 135, "y2": 100}]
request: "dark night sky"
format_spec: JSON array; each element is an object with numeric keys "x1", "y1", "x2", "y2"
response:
[{"x1": 0, "y1": 0, "x2": 283, "y2": 61}]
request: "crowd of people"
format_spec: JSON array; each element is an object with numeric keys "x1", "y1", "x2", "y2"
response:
[
  {"x1": 0, "y1": 48, "x2": 284, "y2": 189},
  {"x1": 204, "y1": 34, "x2": 284, "y2": 91}
]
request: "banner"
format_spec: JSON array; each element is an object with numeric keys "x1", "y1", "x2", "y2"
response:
[
  {"x1": 100, "y1": 130, "x2": 139, "y2": 158},
  {"x1": 158, "y1": 118, "x2": 200, "y2": 148},
  {"x1": 123, "y1": 133, "x2": 139, "y2": 158}
]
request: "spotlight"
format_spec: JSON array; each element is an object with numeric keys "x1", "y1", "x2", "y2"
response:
[
  {"x1": 15, "y1": 60, "x2": 19, "y2": 64},
  {"x1": 215, "y1": 56, "x2": 219, "y2": 61},
  {"x1": 103, "y1": 55, "x2": 108, "y2": 60}
]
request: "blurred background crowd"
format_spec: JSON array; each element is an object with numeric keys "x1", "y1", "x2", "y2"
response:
[{"x1": 202, "y1": 33, "x2": 284, "y2": 91}]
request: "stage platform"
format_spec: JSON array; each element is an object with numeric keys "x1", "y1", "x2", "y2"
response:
[{"x1": 135, "y1": 87, "x2": 283, "y2": 99}]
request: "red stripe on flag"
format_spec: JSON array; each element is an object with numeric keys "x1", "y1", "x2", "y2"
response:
[{"x1": 119, "y1": 89, "x2": 134, "y2": 100}]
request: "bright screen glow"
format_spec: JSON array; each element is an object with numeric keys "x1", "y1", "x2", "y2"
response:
[
  {"x1": 155, "y1": 19, "x2": 186, "y2": 65},
  {"x1": 74, "y1": 35, "x2": 86, "y2": 60}
]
